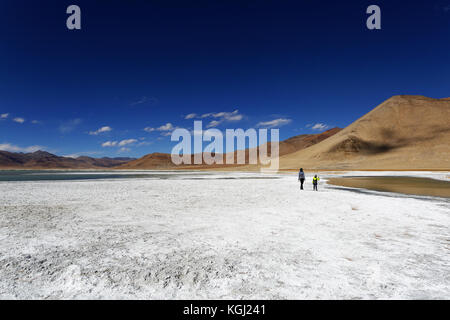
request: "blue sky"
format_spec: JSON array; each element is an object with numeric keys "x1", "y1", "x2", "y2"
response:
[{"x1": 1, "y1": 0, "x2": 449, "y2": 158}]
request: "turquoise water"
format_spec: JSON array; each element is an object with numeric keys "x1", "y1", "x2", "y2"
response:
[
  {"x1": 0, "y1": 170, "x2": 280, "y2": 182},
  {"x1": 0, "y1": 170, "x2": 161, "y2": 182}
]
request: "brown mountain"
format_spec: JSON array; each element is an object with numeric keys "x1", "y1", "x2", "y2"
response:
[
  {"x1": 117, "y1": 127, "x2": 341, "y2": 170},
  {"x1": 116, "y1": 152, "x2": 175, "y2": 169},
  {"x1": 75, "y1": 156, "x2": 135, "y2": 168},
  {"x1": 0, "y1": 150, "x2": 135, "y2": 169},
  {"x1": 279, "y1": 95, "x2": 450, "y2": 170}
]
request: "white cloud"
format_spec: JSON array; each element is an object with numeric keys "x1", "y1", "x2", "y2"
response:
[
  {"x1": 64, "y1": 154, "x2": 80, "y2": 158},
  {"x1": 89, "y1": 126, "x2": 112, "y2": 135},
  {"x1": 199, "y1": 110, "x2": 243, "y2": 127},
  {"x1": 0, "y1": 143, "x2": 45, "y2": 153},
  {"x1": 185, "y1": 113, "x2": 197, "y2": 119},
  {"x1": 118, "y1": 147, "x2": 131, "y2": 153},
  {"x1": 102, "y1": 139, "x2": 137, "y2": 148},
  {"x1": 59, "y1": 118, "x2": 82, "y2": 133},
  {"x1": 64, "y1": 151, "x2": 102, "y2": 158},
  {"x1": 201, "y1": 110, "x2": 240, "y2": 119},
  {"x1": 13, "y1": 117, "x2": 25, "y2": 124},
  {"x1": 206, "y1": 120, "x2": 221, "y2": 128},
  {"x1": 102, "y1": 141, "x2": 118, "y2": 147},
  {"x1": 311, "y1": 123, "x2": 329, "y2": 131},
  {"x1": 157, "y1": 123, "x2": 174, "y2": 131},
  {"x1": 257, "y1": 118, "x2": 292, "y2": 128},
  {"x1": 31, "y1": 120, "x2": 42, "y2": 124},
  {"x1": 130, "y1": 96, "x2": 158, "y2": 106},
  {"x1": 137, "y1": 141, "x2": 152, "y2": 146},
  {"x1": 1, "y1": 113, "x2": 9, "y2": 119},
  {"x1": 227, "y1": 114, "x2": 243, "y2": 121},
  {"x1": 130, "y1": 96, "x2": 148, "y2": 106},
  {"x1": 144, "y1": 123, "x2": 175, "y2": 133},
  {"x1": 118, "y1": 139, "x2": 137, "y2": 147}
]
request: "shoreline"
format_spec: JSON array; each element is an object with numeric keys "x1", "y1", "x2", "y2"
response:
[
  {"x1": 328, "y1": 176, "x2": 450, "y2": 198},
  {"x1": 1, "y1": 167, "x2": 450, "y2": 172}
]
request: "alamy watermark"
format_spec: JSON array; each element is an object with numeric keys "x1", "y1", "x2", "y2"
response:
[
  {"x1": 66, "y1": 5, "x2": 81, "y2": 30},
  {"x1": 170, "y1": 121, "x2": 280, "y2": 172},
  {"x1": 65, "y1": 5, "x2": 381, "y2": 31},
  {"x1": 366, "y1": 5, "x2": 381, "y2": 30}
]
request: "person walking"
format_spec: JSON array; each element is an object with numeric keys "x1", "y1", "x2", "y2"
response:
[
  {"x1": 298, "y1": 168, "x2": 305, "y2": 190},
  {"x1": 312, "y1": 174, "x2": 320, "y2": 191}
]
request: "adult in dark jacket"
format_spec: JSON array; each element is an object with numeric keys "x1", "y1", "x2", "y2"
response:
[{"x1": 298, "y1": 168, "x2": 305, "y2": 190}]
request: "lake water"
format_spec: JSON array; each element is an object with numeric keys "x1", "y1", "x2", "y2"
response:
[
  {"x1": 328, "y1": 176, "x2": 450, "y2": 198},
  {"x1": 0, "y1": 170, "x2": 280, "y2": 182}
]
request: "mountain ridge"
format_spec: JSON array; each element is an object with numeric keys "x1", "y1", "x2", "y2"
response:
[
  {"x1": 0, "y1": 151, "x2": 135, "y2": 169},
  {"x1": 278, "y1": 95, "x2": 450, "y2": 170}
]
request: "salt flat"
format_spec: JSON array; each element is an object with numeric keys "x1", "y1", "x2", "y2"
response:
[{"x1": 0, "y1": 171, "x2": 449, "y2": 299}]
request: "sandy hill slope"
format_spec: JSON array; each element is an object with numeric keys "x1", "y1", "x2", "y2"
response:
[
  {"x1": 0, "y1": 151, "x2": 134, "y2": 169},
  {"x1": 279, "y1": 95, "x2": 450, "y2": 170},
  {"x1": 117, "y1": 128, "x2": 341, "y2": 170},
  {"x1": 269, "y1": 127, "x2": 342, "y2": 157}
]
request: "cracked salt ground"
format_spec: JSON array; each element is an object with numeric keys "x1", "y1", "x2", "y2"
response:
[{"x1": 0, "y1": 172, "x2": 449, "y2": 299}]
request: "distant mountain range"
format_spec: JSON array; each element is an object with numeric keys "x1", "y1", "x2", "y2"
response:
[
  {"x1": 0, "y1": 150, "x2": 135, "y2": 169},
  {"x1": 0, "y1": 128, "x2": 342, "y2": 170}
]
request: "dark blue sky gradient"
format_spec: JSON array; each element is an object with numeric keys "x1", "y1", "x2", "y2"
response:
[{"x1": 0, "y1": 0, "x2": 449, "y2": 157}]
